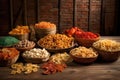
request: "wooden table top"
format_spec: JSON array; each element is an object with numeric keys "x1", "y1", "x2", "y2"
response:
[{"x1": 0, "y1": 36, "x2": 120, "y2": 80}]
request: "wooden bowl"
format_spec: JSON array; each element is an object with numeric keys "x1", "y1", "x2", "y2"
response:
[
  {"x1": 37, "y1": 41, "x2": 75, "y2": 53},
  {"x1": 22, "y1": 57, "x2": 48, "y2": 64},
  {"x1": 75, "y1": 33, "x2": 100, "y2": 47},
  {"x1": 22, "y1": 52, "x2": 50, "y2": 64},
  {"x1": 15, "y1": 42, "x2": 35, "y2": 52},
  {"x1": 93, "y1": 47, "x2": 120, "y2": 62},
  {"x1": 70, "y1": 53, "x2": 98, "y2": 64}
]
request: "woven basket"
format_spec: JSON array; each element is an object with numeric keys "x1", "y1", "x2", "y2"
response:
[
  {"x1": 70, "y1": 54, "x2": 98, "y2": 64},
  {"x1": 35, "y1": 27, "x2": 56, "y2": 40},
  {"x1": 10, "y1": 33, "x2": 29, "y2": 40},
  {"x1": 0, "y1": 54, "x2": 19, "y2": 67},
  {"x1": 75, "y1": 34, "x2": 100, "y2": 47},
  {"x1": 22, "y1": 57, "x2": 44, "y2": 64},
  {"x1": 22, "y1": 56, "x2": 50, "y2": 64},
  {"x1": 15, "y1": 42, "x2": 35, "y2": 52},
  {"x1": 93, "y1": 47, "x2": 120, "y2": 62}
]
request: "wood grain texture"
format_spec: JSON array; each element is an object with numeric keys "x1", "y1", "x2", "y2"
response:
[{"x1": 0, "y1": 59, "x2": 120, "y2": 80}]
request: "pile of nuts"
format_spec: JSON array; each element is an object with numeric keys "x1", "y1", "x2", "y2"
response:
[{"x1": 14, "y1": 39, "x2": 35, "y2": 48}]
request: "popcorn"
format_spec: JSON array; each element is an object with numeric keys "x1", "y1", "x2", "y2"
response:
[{"x1": 22, "y1": 48, "x2": 50, "y2": 61}]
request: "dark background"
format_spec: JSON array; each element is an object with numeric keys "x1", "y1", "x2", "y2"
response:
[{"x1": 0, "y1": 0, "x2": 120, "y2": 36}]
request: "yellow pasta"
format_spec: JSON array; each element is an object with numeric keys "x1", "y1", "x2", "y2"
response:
[
  {"x1": 32, "y1": 68, "x2": 38, "y2": 72},
  {"x1": 10, "y1": 70, "x2": 17, "y2": 75},
  {"x1": 49, "y1": 52, "x2": 73, "y2": 64},
  {"x1": 10, "y1": 63, "x2": 39, "y2": 75},
  {"x1": 70, "y1": 46, "x2": 97, "y2": 58},
  {"x1": 16, "y1": 69, "x2": 22, "y2": 74},
  {"x1": 93, "y1": 39, "x2": 120, "y2": 51}
]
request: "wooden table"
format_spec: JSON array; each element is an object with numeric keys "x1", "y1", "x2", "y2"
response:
[{"x1": 0, "y1": 36, "x2": 120, "y2": 80}]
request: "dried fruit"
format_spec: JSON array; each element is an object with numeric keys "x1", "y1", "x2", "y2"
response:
[
  {"x1": 41, "y1": 62, "x2": 67, "y2": 75},
  {"x1": 64, "y1": 27, "x2": 84, "y2": 37}
]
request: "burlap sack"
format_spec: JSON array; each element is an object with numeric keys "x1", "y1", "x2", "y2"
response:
[
  {"x1": 10, "y1": 33, "x2": 29, "y2": 40},
  {"x1": 35, "y1": 27, "x2": 56, "y2": 40}
]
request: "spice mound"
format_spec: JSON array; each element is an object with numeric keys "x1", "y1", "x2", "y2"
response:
[
  {"x1": 93, "y1": 39, "x2": 120, "y2": 52},
  {"x1": 41, "y1": 62, "x2": 67, "y2": 75},
  {"x1": 35, "y1": 21, "x2": 56, "y2": 28},
  {"x1": 70, "y1": 46, "x2": 97, "y2": 58},
  {"x1": 0, "y1": 36, "x2": 19, "y2": 47},
  {"x1": 49, "y1": 52, "x2": 73, "y2": 64},
  {"x1": 38, "y1": 34, "x2": 74, "y2": 49},
  {"x1": 22, "y1": 48, "x2": 50, "y2": 62}
]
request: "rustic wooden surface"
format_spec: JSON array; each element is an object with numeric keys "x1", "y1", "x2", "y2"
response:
[{"x1": 0, "y1": 36, "x2": 120, "y2": 80}]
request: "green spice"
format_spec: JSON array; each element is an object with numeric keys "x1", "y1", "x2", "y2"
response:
[{"x1": 0, "y1": 36, "x2": 20, "y2": 47}]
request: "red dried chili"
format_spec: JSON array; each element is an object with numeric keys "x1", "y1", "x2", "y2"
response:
[{"x1": 75, "y1": 32, "x2": 98, "y2": 39}]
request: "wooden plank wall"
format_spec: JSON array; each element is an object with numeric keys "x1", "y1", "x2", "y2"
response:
[{"x1": 0, "y1": 0, "x2": 119, "y2": 36}]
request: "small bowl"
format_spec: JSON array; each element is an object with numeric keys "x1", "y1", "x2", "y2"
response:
[
  {"x1": 22, "y1": 48, "x2": 50, "y2": 63},
  {"x1": 75, "y1": 33, "x2": 100, "y2": 47},
  {"x1": 70, "y1": 54, "x2": 98, "y2": 64},
  {"x1": 15, "y1": 42, "x2": 35, "y2": 52},
  {"x1": 93, "y1": 47, "x2": 120, "y2": 62},
  {"x1": 22, "y1": 54, "x2": 50, "y2": 64}
]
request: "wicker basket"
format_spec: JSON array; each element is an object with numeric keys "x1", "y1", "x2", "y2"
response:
[
  {"x1": 0, "y1": 54, "x2": 19, "y2": 67},
  {"x1": 70, "y1": 54, "x2": 98, "y2": 64},
  {"x1": 75, "y1": 34, "x2": 100, "y2": 47},
  {"x1": 35, "y1": 27, "x2": 56, "y2": 40},
  {"x1": 93, "y1": 47, "x2": 120, "y2": 62}
]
